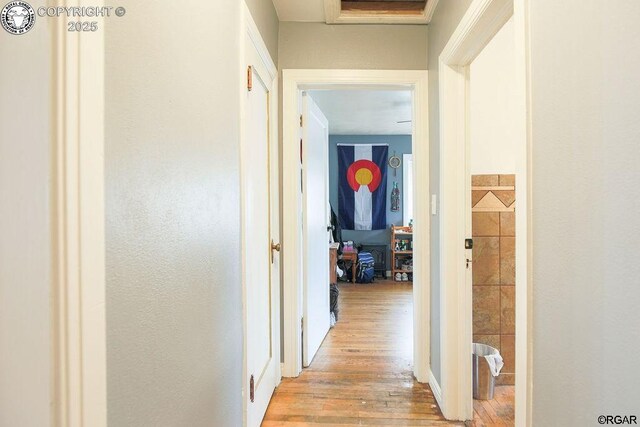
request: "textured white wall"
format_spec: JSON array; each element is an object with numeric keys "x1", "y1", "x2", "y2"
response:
[
  {"x1": 530, "y1": 1, "x2": 640, "y2": 424},
  {"x1": 105, "y1": 2, "x2": 243, "y2": 425},
  {"x1": 0, "y1": 1, "x2": 52, "y2": 425},
  {"x1": 279, "y1": 22, "x2": 427, "y2": 70},
  {"x1": 470, "y1": 17, "x2": 517, "y2": 175}
]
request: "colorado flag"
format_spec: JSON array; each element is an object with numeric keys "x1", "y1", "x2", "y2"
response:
[{"x1": 338, "y1": 144, "x2": 388, "y2": 230}]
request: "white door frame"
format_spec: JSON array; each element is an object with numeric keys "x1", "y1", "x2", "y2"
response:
[
  {"x1": 241, "y1": 4, "x2": 281, "y2": 426},
  {"x1": 438, "y1": 0, "x2": 532, "y2": 423},
  {"x1": 282, "y1": 70, "x2": 430, "y2": 383},
  {"x1": 402, "y1": 153, "x2": 413, "y2": 227},
  {"x1": 51, "y1": 1, "x2": 107, "y2": 425}
]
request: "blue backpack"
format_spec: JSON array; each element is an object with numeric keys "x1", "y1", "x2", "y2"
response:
[{"x1": 356, "y1": 252, "x2": 375, "y2": 283}]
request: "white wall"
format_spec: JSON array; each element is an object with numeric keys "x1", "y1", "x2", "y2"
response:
[
  {"x1": 278, "y1": 22, "x2": 428, "y2": 70},
  {"x1": 469, "y1": 17, "x2": 517, "y2": 175},
  {"x1": 530, "y1": 1, "x2": 640, "y2": 424},
  {"x1": 105, "y1": 2, "x2": 244, "y2": 425},
  {"x1": 0, "y1": 1, "x2": 52, "y2": 425}
]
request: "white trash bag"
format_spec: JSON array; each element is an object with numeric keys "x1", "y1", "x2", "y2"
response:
[{"x1": 473, "y1": 343, "x2": 504, "y2": 377}]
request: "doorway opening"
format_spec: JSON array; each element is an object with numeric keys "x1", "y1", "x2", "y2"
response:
[
  {"x1": 273, "y1": 71, "x2": 436, "y2": 424},
  {"x1": 303, "y1": 88, "x2": 415, "y2": 366},
  {"x1": 438, "y1": 0, "x2": 530, "y2": 423},
  {"x1": 281, "y1": 70, "x2": 430, "y2": 382},
  {"x1": 468, "y1": 15, "x2": 517, "y2": 425}
]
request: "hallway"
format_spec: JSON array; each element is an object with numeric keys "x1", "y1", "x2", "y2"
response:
[{"x1": 263, "y1": 281, "x2": 461, "y2": 426}]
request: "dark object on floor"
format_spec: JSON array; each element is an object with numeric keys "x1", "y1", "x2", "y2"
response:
[
  {"x1": 356, "y1": 252, "x2": 375, "y2": 283},
  {"x1": 345, "y1": 263, "x2": 354, "y2": 282},
  {"x1": 360, "y1": 244, "x2": 387, "y2": 278},
  {"x1": 337, "y1": 259, "x2": 350, "y2": 282},
  {"x1": 330, "y1": 284, "x2": 339, "y2": 321}
]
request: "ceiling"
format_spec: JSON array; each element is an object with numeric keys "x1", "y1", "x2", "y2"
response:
[
  {"x1": 272, "y1": 0, "x2": 436, "y2": 24},
  {"x1": 308, "y1": 90, "x2": 412, "y2": 135}
]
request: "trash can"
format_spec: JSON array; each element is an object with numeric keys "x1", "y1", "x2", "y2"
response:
[{"x1": 472, "y1": 343, "x2": 502, "y2": 400}]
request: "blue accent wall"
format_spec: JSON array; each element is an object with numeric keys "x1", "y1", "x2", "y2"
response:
[{"x1": 329, "y1": 135, "x2": 412, "y2": 270}]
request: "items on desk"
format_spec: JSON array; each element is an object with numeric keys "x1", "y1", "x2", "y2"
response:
[{"x1": 343, "y1": 240, "x2": 355, "y2": 252}]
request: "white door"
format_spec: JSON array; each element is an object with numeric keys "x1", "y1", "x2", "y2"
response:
[
  {"x1": 301, "y1": 93, "x2": 331, "y2": 367},
  {"x1": 243, "y1": 23, "x2": 280, "y2": 427}
]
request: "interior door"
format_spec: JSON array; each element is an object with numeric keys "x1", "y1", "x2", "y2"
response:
[
  {"x1": 302, "y1": 93, "x2": 331, "y2": 367},
  {"x1": 244, "y1": 28, "x2": 279, "y2": 427}
]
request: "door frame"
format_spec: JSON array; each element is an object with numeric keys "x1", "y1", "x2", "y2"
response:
[
  {"x1": 402, "y1": 153, "x2": 413, "y2": 227},
  {"x1": 240, "y1": 4, "x2": 281, "y2": 426},
  {"x1": 281, "y1": 69, "x2": 430, "y2": 382},
  {"x1": 51, "y1": 1, "x2": 107, "y2": 425},
  {"x1": 438, "y1": 0, "x2": 532, "y2": 423}
]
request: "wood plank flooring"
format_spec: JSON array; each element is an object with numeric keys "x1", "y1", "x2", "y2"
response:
[
  {"x1": 469, "y1": 386, "x2": 514, "y2": 427},
  {"x1": 263, "y1": 280, "x2": 514, "y2": 426},
  {"x1": 263, "y1": 280, "x2": 462, "y2": 426}
]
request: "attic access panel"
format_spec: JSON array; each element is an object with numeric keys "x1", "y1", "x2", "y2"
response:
[
  {"x1": 342, "y1": 0, "x2": 427, "y2": 15},
  {"x1": 326, "y1": 0, "x2": 435, "y2": 24}
]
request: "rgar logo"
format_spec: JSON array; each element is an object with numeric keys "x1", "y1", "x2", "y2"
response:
[{"x1": 1, "y1": 1, "x2": 35, "y2": 35}]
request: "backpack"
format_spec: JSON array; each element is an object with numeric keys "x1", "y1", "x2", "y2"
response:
[{"x1": 356, "y1": 252, "x2": 375, "y2": 283}]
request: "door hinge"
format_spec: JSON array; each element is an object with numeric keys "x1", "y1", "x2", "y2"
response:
[
  {"x1": 301, "y1": 317, "x2": 304, "y2": 330},
  {"x1": 247, "y1": 66, "x2": 253, "y2": 91},
  {"x1": 299, "y1": 114, "x2": 303, "y2": 127},
  {"x1": 249, "y1": 374, "x2": 255, "y2": 403}
]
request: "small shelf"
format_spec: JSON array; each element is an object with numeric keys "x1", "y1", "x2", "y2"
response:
[{"x1": 391, "y1": 225, "x2": 413, "y2": 282}]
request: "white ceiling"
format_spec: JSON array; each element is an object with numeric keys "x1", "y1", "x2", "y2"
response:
[
  {"x1": 308, "y1": 90, "x2": 412, "y2": 135},
  {"x1": 272, "y1": 0, "x2": 325, "y2": 22}
]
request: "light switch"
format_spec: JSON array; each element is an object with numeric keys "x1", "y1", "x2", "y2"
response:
[{"x1": 431, "y1": 194, "x2": 437, "y2": 215}]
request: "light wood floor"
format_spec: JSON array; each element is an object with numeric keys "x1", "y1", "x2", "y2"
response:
[
  {"x1": 263, "y1": 280, "x2": 514, "y2": 426},
  {"x1": 469, "y1": 385, "x2": 514, "y2": 427},
  {"x1": 263, "y1": 280, "x2": 462, "y2": 426}
]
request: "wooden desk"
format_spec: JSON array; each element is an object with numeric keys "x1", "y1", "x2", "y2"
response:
[{"x1": 340, "y1": 251, "x2": 358, "y2": 283}]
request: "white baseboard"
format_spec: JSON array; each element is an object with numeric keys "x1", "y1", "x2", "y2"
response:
[{"x1": 428, "y1": 369, "x2": 444, "y2": 413}]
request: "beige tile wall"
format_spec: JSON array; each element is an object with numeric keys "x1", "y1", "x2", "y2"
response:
[{"x1": 472, "y1": 174, "x2": 516, "y2": 385}]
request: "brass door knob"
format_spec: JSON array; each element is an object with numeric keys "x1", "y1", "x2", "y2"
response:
[{"x1": 271, "y1": 240, "x2": 281, "y2": 263}]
